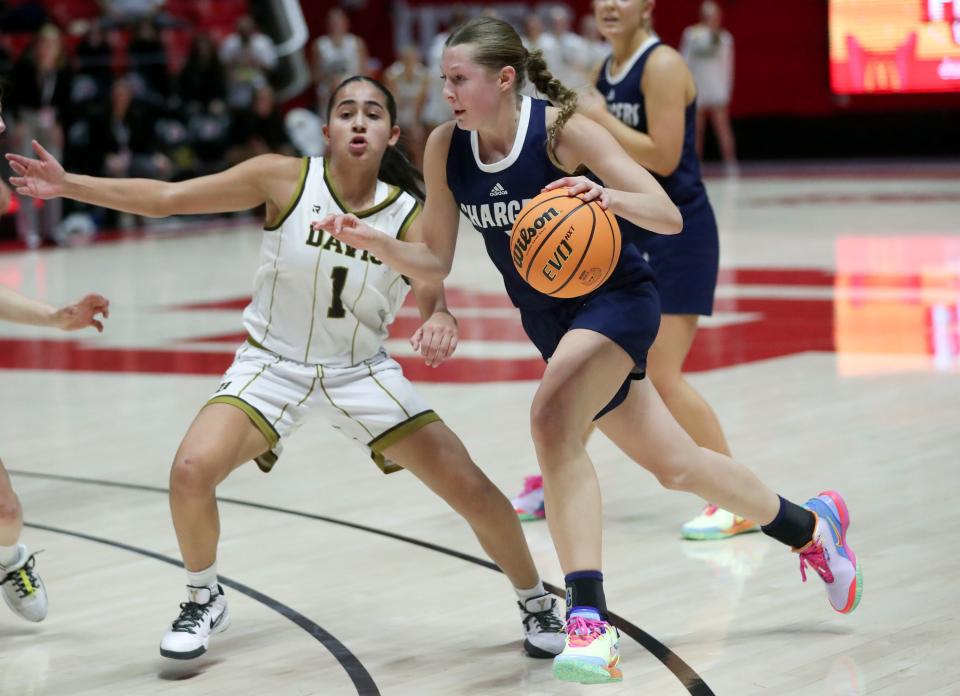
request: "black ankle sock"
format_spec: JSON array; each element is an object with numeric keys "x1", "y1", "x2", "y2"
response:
[
  {"x1": 761, "y1": 495, "x2": 817, "y2": 548},
  {"x1": 565, "y1": 570, "x2": 608, "y2": 620}
]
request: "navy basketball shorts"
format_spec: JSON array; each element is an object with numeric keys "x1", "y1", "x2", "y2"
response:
[
  {"x1": 643, "y1": 197, "x2": 720, "y2": 316},
  {"x1": 519, "y1": 272, "x2": 661, "y2": 420}
]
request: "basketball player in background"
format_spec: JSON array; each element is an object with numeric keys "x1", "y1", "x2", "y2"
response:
[
  {"x1": 515, "y1": 0, "x2": 751, "y2": 541},
  {"x1": 313, "y1": 7, "x2": 368, "y2": 116},
  {"x1": 7, "y1": 77, "x2": 566, "y2": 661},
  {"x1": 681, "y1": 1, "x2": 737, "y2": 167},
  {"x1": 315, "y1": 17, "x2": 862, "y2": 685},
  {"x1": 0, "y1": 99, "x2": 109, "y2": 623}
]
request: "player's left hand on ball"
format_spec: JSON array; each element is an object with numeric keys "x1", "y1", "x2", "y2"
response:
[
  {"x1": 313, "y1": 214, "x2": 382, "y2": 251},
  {"x1": 543, "y1": 176, "x2": 610, "y2": 208},
  {"x1": 53, "y1": 293, "x2": 110, "y2": 332},
  {"x1": 410, "y1": 310, "x2": 458, "y2": 367}
]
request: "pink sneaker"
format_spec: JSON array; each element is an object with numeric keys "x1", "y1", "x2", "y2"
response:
[
  {"x1": 511, "y1": 475, "x2": 545, "y2": 521},
  {"x1": 797, "y1": 491, "x2": 863, "y2": 614}
]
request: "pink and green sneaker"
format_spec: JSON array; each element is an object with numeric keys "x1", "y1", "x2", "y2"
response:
[
  {"x1": 797, "y1": 491, "x2": 863, "y2": 614},
  {"x1": 553, "y1": 613, "x2": 622, "y2": 684},
  {"x1": 681, "y1": 504, "x2": 760, "y2": 540},
  {"x1": 511, "y1": 475, "x2": 545, "y2": 521}
]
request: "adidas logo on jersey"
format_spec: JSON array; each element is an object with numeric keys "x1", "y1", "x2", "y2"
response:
[
  {"x1": 489, "y1": 182, "x2": 508, "y2": 197},
  {"x1": 607, "y1": 90, "x2": 615, "y2": 101}
]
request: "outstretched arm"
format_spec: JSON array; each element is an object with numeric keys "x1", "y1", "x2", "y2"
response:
[
  {"x1": 7, "y1": 141, "x2": 299, "y2": 219},
  {"x1": 0, "y1": 285, "x2": 109, "y2": 332}
]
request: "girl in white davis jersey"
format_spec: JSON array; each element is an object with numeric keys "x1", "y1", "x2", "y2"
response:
[{"x1": 7, "y1": 77, "x2": 566, "y2": 662}]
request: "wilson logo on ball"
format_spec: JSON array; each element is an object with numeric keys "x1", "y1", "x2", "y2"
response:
[
  {"x1": 512, "y1": 206, "x2": 560, "y2": 269},
  {"x1": 510, "y1": 188, "x2": 621, "y2": 298}
]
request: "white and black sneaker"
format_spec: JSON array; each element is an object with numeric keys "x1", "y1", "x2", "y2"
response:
[
  {"x1": 160, "y1": 585, "x2": 230, "y2": 659},
  {"x1": 0, "y1": 545, "x2": 47, "y2": 623},
  {"x1": 518, "y1": 593, "x2": 565, "y2": 658}
]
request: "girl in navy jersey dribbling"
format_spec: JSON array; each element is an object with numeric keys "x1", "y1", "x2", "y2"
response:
[
  {"x1": 515, "y1": 0, "x2": 754, "y2": 540},
  {"x1": 318, "y1": 17, "x2": 862, "y2": 685}
]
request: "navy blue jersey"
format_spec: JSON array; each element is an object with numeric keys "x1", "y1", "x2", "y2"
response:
[
  {"x1": 445, "y1": 95, "x2": 653, "y2": 311},
  {"x1": 595, "y1": 38, "x2": 706, "y2": 208}
]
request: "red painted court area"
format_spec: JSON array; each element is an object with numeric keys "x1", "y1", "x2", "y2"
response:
[{"x1": 0, "y1": 268, "x2": 837, "y2": 381}]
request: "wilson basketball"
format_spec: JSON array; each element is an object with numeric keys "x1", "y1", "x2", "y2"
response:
[{"x1": 510, "y1": 188, "x2": 621, "y2": 298}]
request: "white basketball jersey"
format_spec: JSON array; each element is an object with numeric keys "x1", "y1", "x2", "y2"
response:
[{"x1": 243, "y1": 157, "x2": 420, "y2": 366}]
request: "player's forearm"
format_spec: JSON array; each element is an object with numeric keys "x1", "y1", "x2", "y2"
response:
[
  {"x1": 606, "y1": 189, "x2": 682, "y2": 235},
  {"x1": 410, "y1": 279, "x2": 451, "y2": 322},
  {"x1": 369, "y1": 236, "x2": 451, "y2": 283},
  {"x1": 63, "y1": 172, "x2": 173, "y2": 217},
  {"x1": 0, "y1": 285, "x2": 56, "y2": 327}
]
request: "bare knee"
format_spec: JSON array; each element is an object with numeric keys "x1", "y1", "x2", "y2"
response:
[
  {"x1": 649, "y1": 448, "x2": 701, "y2": 492},
  {"x1": 530, "y1": 395, "x2": 582, "y2": 457},
  {"x1": 170, "y1": 452, "x2": 221, "y2": 499},
  {"x1": 0, "y1": 492, "x2": 21, "y2": 526}
]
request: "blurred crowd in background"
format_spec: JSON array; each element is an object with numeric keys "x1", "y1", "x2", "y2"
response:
[{"x1": 0, "y1": 0, "x2": 737, "y2": 246}]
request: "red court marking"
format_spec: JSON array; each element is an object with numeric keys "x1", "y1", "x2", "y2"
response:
[
  {"x1": 0, "y1": 295, "x2": 836, "y2": 380},
  {"x1": 172, "y1": 268, "x2": 835, "y2": 316},
  {"x1": 0, "y1": 266, "x2": 852, "y2": 380}
]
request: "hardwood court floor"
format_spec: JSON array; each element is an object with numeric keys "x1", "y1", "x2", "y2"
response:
[{"x1": 0, "y1": 165, "x2": 958, "y2": 695}]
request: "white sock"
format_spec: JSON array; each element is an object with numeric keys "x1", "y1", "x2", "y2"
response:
[
  {"x1": 515, "y1": 580, "x2": 547, "y2": 602},
  {"x1": 0, "y1": 543, "x2": 21, "y2": 568},
  {"x1": 186, "y1": 561, "x2": 218, "y2": 591}
]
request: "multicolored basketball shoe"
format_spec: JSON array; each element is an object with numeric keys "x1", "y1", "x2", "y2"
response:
[
  {"x1": 553, "y1": 612, "x2": 622, "y2": 684},
  {"x1": 512, "y1": 475, "x2": 545, "y2": 521},
  {"x1": 681, "y1": 504, "x2": 760, "y2": 540},
  {"x1": 797, "y1": 491, "x2": 863, "y2": 614}
]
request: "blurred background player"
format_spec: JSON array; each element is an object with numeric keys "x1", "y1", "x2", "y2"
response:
[
  {"x1": 681, "y1": 1, "x2": 737, "y2": 170},
  {"x1": 384, "y1": 45, "x2": 429, "y2": 169}
]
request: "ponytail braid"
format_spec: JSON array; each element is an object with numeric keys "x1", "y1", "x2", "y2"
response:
[{"x1": 523, "y1": 47, "x2": 578, "y2": 158}]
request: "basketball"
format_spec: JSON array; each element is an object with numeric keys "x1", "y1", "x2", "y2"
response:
[{"x1": 510, "y1": 188, "x2": 621, "y2": 298}]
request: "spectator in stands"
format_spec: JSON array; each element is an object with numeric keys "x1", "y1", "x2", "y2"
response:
[
  {"x1": 127, "y1": 17, "x2": 170, "y2": 102},
  {"x1": 577, "y1": 14, "x2": 608, "y2": 79},
  {"x1": 313, "y1": 6, "x2": 367, "y2": 117},
  {"x1": 384, "y1": 45, "x2": 428, "y2": 169},
  {"x1": 681, "y1": 0, "x2": 737, "y2": 169},
  {"x1": 98, "y1": 0, "x2": 165, "y2": 26},
  {"x1": 220, "y1": 14, "x2": 278, "y2": 110},
  {"x1": 6, "y1": 24, "x2": 72, "y2": 246},
  {"x1": 523, "y1": 14, "x2": 562, "y2": 89},
  {"x1": 227, "y1": 84, "x2": 293, "y2": 166},
  {"x1": 179, "y1": 32, "x2": 227, "y2": 114},
  {"x1": 547, "y1": 5, "x2": 588, "y2": 88},
  {"x1": 85, "y1": 76, "x2": 172, "y2": 228},
  {"x1": 74, "y1": 21, "x2": 114, "y2": 97},
  {"x1": 177, "y1": 33, "x2": 230, "y2": 177},
  {"x1": 422, "y1": 5, "x2": 470, "y2": 135}
]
